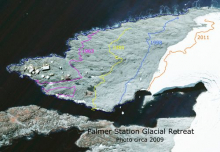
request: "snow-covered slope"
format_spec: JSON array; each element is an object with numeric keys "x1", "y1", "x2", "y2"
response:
[
  {"x1": 148, "y1": 12, "x2": 220, "y2": 152},
  {"x1": 7, "y1": 8, "x2": 219, "y2": 111}
]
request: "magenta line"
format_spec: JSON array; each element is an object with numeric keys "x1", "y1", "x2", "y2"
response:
[
  {"x1": 37, "y1": 30, "x2": 99, "y2": 97},
  {"x1": 43, "y1": 86, "x2": 76, "y2": 98},
  {"x1": 35, "y1": 30, "x2": 99, "y2": 85}
]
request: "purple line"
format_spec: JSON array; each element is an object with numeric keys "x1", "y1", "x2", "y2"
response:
[
  {"x1": 43, "y1": 86, "x2": 76, "y2": 98},
  {"x1": 35, "y1": 30, "x2": 99, "y2": 85},
  {"x1": 37, "y1": 30, "x2": 99, "y2": 97}
]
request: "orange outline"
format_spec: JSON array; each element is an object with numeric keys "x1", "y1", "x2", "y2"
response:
[{"x1": 147, "y1": 19, "x2": 215, "y2": 91}]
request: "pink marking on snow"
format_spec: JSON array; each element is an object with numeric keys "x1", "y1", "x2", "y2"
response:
[
  {"x1": 43, "y1": 86, "x2": 76, "y2": 98},
  {"x1": 36, "y1": 30, "x2": 99, "y2": 98}
]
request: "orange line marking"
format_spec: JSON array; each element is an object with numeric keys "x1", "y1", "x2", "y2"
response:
[{"x1": 147, "y1": 19, "x2": 215, "y2": 91}]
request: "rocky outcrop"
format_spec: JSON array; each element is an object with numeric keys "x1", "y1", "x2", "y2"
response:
[{"x1": 0, "y1": 105, "x2": 88, "y2": 147}]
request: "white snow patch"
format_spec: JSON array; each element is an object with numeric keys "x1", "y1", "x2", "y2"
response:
[{"x1": 147, "y1": 12, "x2": 220, "y2": 151}]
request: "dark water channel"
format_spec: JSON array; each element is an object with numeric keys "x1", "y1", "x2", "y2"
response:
[
  {"x1": 0, "y1": 82, "x2": 207, "y2": 152},
  {"x1": 0, "y1": 0, "x2": 213, "y2": 151}
]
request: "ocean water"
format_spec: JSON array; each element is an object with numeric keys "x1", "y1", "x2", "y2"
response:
[
  {"x1": 0, "y1": 0, "x2": 217, "y2": 151},
  {"x1": 0, "y1": 82, "x2": 206, "y2": 152}
]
